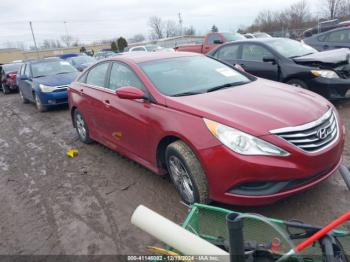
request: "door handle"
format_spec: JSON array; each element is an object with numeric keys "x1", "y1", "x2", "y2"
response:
[{"x1": 104, "y1": 100, "x2": 110, "y2": 107}]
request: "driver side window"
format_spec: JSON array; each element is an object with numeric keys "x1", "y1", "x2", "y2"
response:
[
  {"x1": 108, "y1": 63, "x2": 144, "y2": 91},
  {"x1": 242, "y1": 44, "x2": 272, "y2": 62}
]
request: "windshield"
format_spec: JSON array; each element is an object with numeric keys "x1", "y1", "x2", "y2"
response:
[
  {"x1": 140, "y1": 56, "x2": 251, "y2": 96},
  {"x1": 3, "y1": 63, "x2": 22, "y2": 72},
  {"x1": 31, "y1": 60, "x2": 77, "y2": 77},
  {"x1": 265, "y1": 39, "x2": 317, "y2": 58},
  {"x1": 223, "y1": 32, "x2": 245, "y2": 42},
  {"x1": 71, "y1": 56, "x2": 96, "y2": 65}
]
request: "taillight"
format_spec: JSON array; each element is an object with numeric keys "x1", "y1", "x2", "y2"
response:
[{"x1": 8, "y1": 72, "x2": 17, "y2": 81}]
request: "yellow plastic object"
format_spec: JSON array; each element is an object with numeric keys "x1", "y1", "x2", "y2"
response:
[
  {"x1": 147, "y1": 246, "x2": 180, "y2": 256},
  {"x1": 66, "y1": 148, "x2": 79, "y2": 158}
]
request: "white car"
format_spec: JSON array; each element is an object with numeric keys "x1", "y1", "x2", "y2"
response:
[{"x1": 129, "y1": 45, "x2": 173, "y2": 52}]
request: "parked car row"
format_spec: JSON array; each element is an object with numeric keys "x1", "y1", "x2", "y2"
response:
[
  {"x1": 1, "y1": 62, "x2": 22, "y2": 94},
  {"x1": 175, "y1": 32, "x2": 245, "y2": 54},
  {"x1": 17, "y1": 58, "x2": 78, "y2": 112},
  {"x1": 208, "y1": 37, "x2": 350, "y2": 100},
  {"x1": 0, "y1": 41, "x2": 346, "y2": 206}
]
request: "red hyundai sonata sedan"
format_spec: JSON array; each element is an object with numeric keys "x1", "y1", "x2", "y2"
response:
[{"x1": 68, "y1": 52, "x2": 345, "y2": 206}]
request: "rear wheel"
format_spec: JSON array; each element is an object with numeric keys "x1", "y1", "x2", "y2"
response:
[
  {"x1": 165, "y1": 140, "x2": 209, "y2": 204},
  {"x1": 286, "y1": 79, "x2": 309, "y2": 89},
  {"x1": 34, "y1": 93, "x2": 47, "y2": 112},
  {"x1": 19, "y1": 89, "x2": 29, "y2": 103},
  {"x1": 74, "y1": 109, "x2": 93, "y2": 144},
  {"x1": 1, "y1": 83, "x2": 10, "y2": 94}
]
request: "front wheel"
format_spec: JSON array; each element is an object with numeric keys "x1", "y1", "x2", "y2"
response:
[
  {"x1": 286, "y1": 79, "x2": 309, "y2": 89},
  {"x1": 34, "y1": 93, "x2": 47, "y2": 112},
  {"x1": 165, "y1": 140, "x2": 209, "y2": 204}
]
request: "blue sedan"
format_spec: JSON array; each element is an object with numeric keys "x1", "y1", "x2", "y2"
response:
[{"x1": 17, "y1": 58, "x2": 78, "y2": 112}]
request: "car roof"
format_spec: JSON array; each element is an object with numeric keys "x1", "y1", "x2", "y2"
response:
[
  {"x1": 58, "y1": 53, "x2": 81, "y2": 59},
  {"x1": 26, "y1": 57, "x2": 61, "y2": 64},
  {"x1": 217, "y1": 37, "x2": 278, "y2": 46},
  {"x1": 110, "y1": 51, "x2": 202, "y2": 63}
]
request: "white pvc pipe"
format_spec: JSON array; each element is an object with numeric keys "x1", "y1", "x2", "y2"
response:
[{"x1": 131, "y1": 205, "x2": 229, "y2": 260}]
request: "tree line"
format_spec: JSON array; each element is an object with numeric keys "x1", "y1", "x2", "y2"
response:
[{"x1": 242, "y1": 0, "x2": 350, "y2": 34}]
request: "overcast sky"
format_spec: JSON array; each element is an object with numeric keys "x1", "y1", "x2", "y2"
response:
[{"x1": 0, "y1": 0, "x2": 319, "y2": 49}]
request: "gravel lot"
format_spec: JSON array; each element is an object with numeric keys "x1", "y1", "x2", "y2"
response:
[{"x1": 0, "y1": 92, "x2": 349, "y2": 255}]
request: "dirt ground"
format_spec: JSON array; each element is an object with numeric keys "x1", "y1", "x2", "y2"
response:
[{"x1": 0, "y1": 92, "x2": 349, "y2": 255}]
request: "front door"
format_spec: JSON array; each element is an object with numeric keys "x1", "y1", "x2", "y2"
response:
[
  {"x1": 102, "y1": 62, "x2": 155, "y2": 165},
  {"x1": 238, "y1": 43, "x2": 279, "y2": 81}
]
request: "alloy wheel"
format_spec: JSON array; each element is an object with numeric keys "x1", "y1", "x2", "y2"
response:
[
  {"x1": 35, "y1": 94, "x2": 43, "y2": 110},
  {"x1": 168, "y1": 155, "x2": 195, "y2": 204},
  {"x1": 76, "y1": 113, "x2": 87, "y2": 140}
]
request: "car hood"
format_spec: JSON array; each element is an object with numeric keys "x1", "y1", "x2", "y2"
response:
[
  {"x1": 293, "y1": 48, "x2": 350, "y2": 65},
  {"x1": 33, "y1": 72, "x2": 78, "y2": 86},
  {"x1": 165, "y1": 79, "x2": 331, "y2": 136}
]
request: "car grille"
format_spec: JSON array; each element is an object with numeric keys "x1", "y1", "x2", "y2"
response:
[{"x1": 270, "y1": 108, "x2": 338, "y2": 153}]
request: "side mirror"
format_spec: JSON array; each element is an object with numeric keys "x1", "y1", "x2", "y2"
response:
[
  {"x1": 19, "y1": 75, "x2": 29, "y2": 80},
  {"x1": 213, "y1": 39, "x2": 224, "y2": 44},
  {"x1": 263, "y1": 55, "x2": 277, "y2": 64},
  {"x1": 116, "y1": 86, "x2": 146, "y2": 100},
  {"x1": 234, "y1": 64, "x2": 245, "y2": 72}
]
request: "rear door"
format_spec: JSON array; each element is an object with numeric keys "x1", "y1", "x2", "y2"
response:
[
  {"x1": 79, "y1": 62, "x2": 111, "y2": 141},
  {"x1": 238, "y1": 43, "x2": 279, "y2": 80},
  {"x1": 21, "y1": 64, "x2": 34, "y2": 100},
  {"x1": 321, "y1": 29, "x2": 350, "y2": 50}
]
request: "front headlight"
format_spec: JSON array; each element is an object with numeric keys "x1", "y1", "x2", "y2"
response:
[
  {"x1": 311, "y1": 70, "x2": 339, "y2": 79},
  {"x1": 39, "y1": 84, "x2": 57, "y2": 93},
  {"x1": 204, "y1": 118, "x2": 290, "y2": 156}
]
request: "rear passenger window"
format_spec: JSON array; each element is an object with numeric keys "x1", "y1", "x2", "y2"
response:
[
  {"x1": 108, "y1": 63, "x2": 144, "y2": 90},
  {"x1": 19, "y1": 65, "x2": 25, "y2": 76},
  {"x1": 86, "y1": 63, "x2": 109, "y2": 87},
  {"x1": 326, "y1": 29, "x2": 350, "y2": 43},
  {"x1": 24, "y1": 64, "x2": 31, "y2": 77},
  {"x1": 215, "y1": 45, "x2": 240, "y2": 60}
]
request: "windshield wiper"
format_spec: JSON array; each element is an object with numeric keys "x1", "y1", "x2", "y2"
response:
[
  {"x1": 56, "y1": 72, "x2": 74, "y2": 75},
  {"x1": 33, "y1": 75, "x2": 47, "y2": 78},
  {"x1": 289, "y1": 52, "x2": 315, "y2": 59},
  {"x1": 172, "y1": 91, "x2": 204, "y2": 97},
  {"x1": 206, "y1": 81, "x2": 248, "y2": 93}
]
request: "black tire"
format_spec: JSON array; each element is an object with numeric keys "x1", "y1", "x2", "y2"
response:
[
  {"x1": 165, "y1": 140, "x2": 209, "y2": 204},
  {"x1": 19, "y1": 88, "x2": 29, "y2": 104},
  {"x1": 286, "y1": 79, "x2": 309, "y2": 90},
  {"x1": 339, "y1": 165, "x2": 350, "y2": 191},
  {"x1": 1, "y1": 83, "x2": 10, "y2": 94},
  {"x1": 34, "y1": 93, "x2": 47, "y2": 112},
  {"x1": 74, "y1": 109, "x2": 93, "y2": 144}
]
